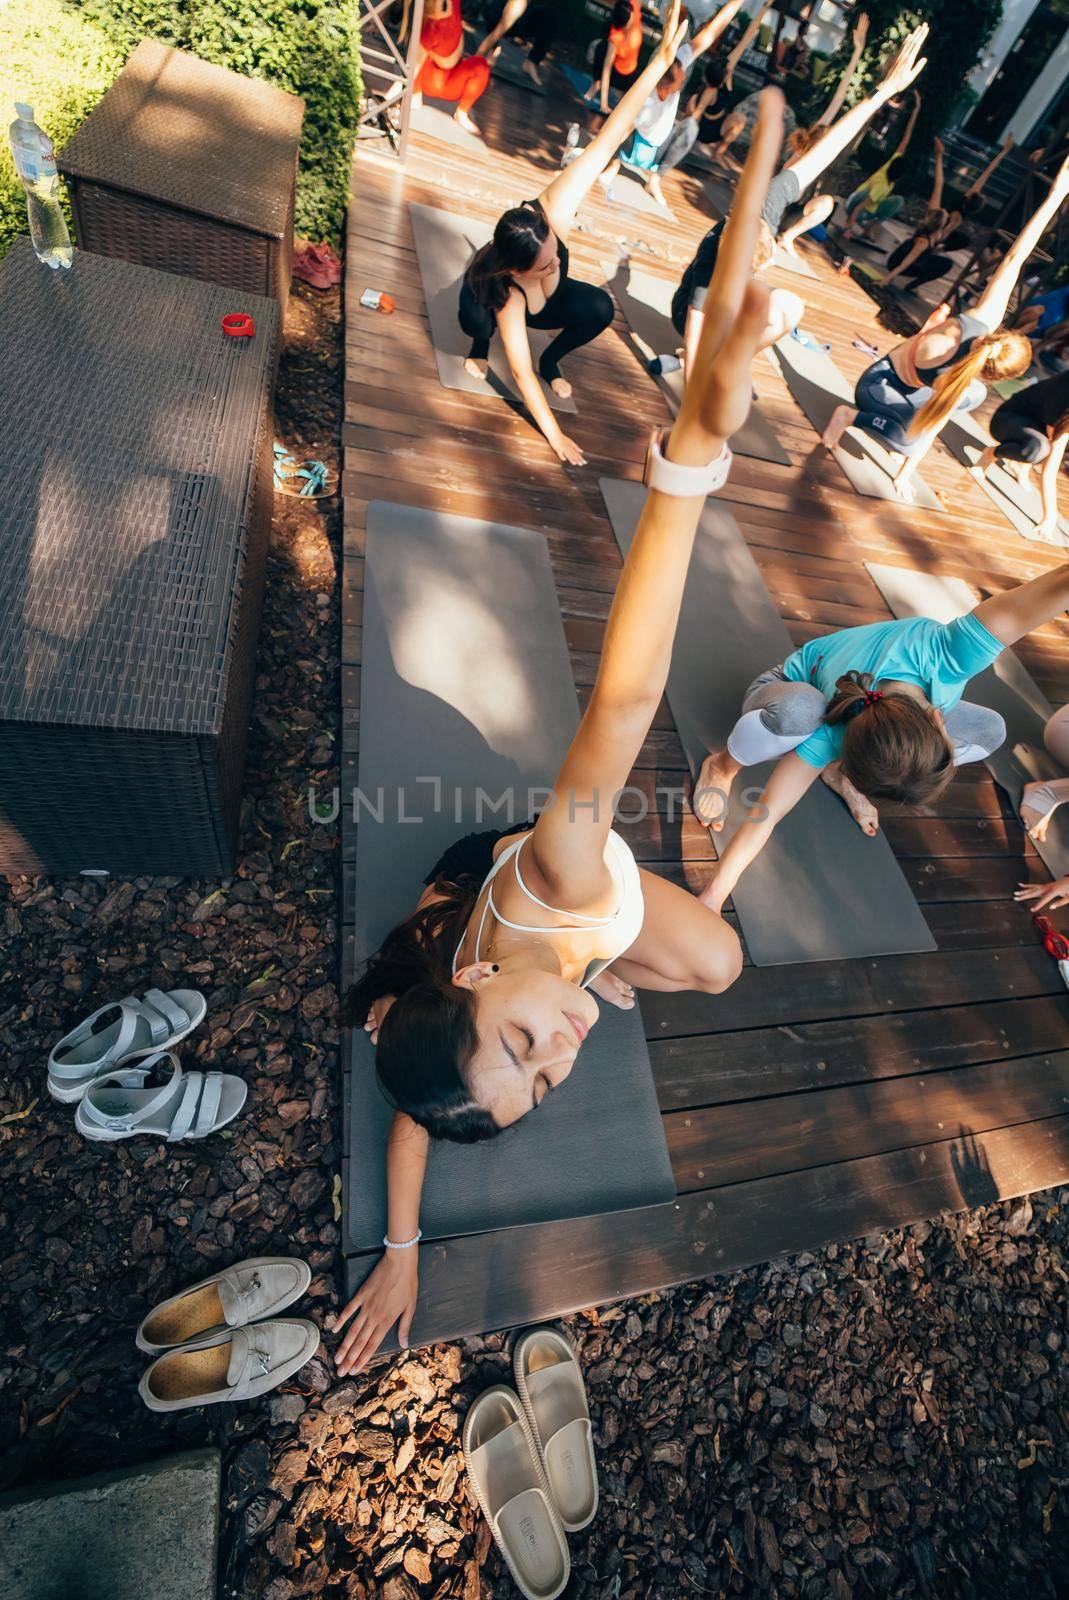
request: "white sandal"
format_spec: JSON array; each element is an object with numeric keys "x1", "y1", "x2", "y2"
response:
[
  {"x1": 463, "y1": 1385, "x2": 570, "y2": 1600},
  {"x1": 47, "y1": 987, "x2": 207, "y2": 1103},
  {"x1": 74, "y1": 1052, "x2": 246, "y2": 1143},
  {"x1": 513, "y1": 1325, "x2": 599, "y2": 1531}
]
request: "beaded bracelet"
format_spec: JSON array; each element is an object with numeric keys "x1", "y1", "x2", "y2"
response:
[{"x1": 383, "y1": 1229, "x2": 422, "y2": 1250}]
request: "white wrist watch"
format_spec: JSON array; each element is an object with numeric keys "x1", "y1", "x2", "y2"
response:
[{"x1": 643, "y1": 427, "x2": 733, "y2": 497}]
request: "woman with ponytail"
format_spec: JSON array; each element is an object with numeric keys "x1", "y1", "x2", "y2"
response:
[
  {"x1": 331, "y1": 92, "x2": 785, "y2": 1371},
  {"x1": 694, "y1": 554, "x2": 1069, "y2": 913},
  {"x1": 456, "y1": 0, "x2": 691, "y2": 467},
  {"x1": 823, "y1": 153, "x2": 1069, "y2": 501}
]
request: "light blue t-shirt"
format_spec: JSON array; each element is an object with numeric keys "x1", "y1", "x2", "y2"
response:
[{"x1": 783, "y1": 614, "x2": 1004, "y2": 769}]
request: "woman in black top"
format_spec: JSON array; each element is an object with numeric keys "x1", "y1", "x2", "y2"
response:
[
  {"x1": 672, "y1": 25, "x2": 930, "y2": 379},
  {"x1": 975, "y1": 370, "x2": 1069, "y2": 544}
]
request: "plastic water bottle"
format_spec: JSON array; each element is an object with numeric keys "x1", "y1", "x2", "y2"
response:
[{"x1": 8, "y1": 103, "x2": 73, "y2": 269}]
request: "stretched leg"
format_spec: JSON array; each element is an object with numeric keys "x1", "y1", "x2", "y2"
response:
[
  {"x1": 821, "y1": 761, "x2": 879, "y2": 835},
  {"x1": 693, "y1": 673, "x2": 826, "y2": 831},
  {"x1": 458, "y1": 280, "x2": 496, "y2": 378},
  {"x1": 523, "y1": 1, "x2": 556, "y2": 72},
  {"x1": 534, "y1": 280, "x2": 614, "y2": 394},
  {"x1": 610, "y1": 868, "x2": 743, "y2": 994},
  {"x1": 709, "y1": 112, "x2": 744, "y2": 172},
  {"x1": 476, "y1": 0, "x2": 513, "y2": 55},
  {"x1": 778, "y1": 193, "x2": 834, "y2": 256},
  {"x1": 654, "y1": 117, "x2": 699, "y2": 182}
]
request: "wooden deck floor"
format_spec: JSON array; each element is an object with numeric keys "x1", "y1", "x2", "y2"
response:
[{"x1": 340, "y1": 70, "x2": 1069, "y2": 1348}]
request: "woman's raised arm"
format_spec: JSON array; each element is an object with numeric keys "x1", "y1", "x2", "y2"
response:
[
  {"x1": 528, "y1": 90, "x2": 786, "y2": 899},
  {"x1": 786, "y1": 23, "x2": 928, "y2": 195},
  {"x1": 724, "y1": 0, "x2": 773, "y2": 90},
  {"x1": 815, "y1": 9, "x2": 868, "y2": 129},
  {"x1": 539, "y1": 0, "x2": 688, "y2": 236},
  {"x1": 973, "y1": 154, "x2": 1069, "y2": 330}
]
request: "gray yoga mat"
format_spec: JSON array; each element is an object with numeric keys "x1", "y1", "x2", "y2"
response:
[
  {"x1": 408, "y1": 201, "x2": 576, "y2": 412},
  {"x1": 599, "y1": 478, "x2": 936, "y2": 965},
  {"x1": 564, "y1": 129, "x2": 673, "y2": 219},
  {"x1": 770, "y1": 331, "x2": 943, "y2": 510},
  {"x1": 865, "y1": 561, "x2": 1069, "y2": 882},
  {"x1": 344, "y1": 501, "x2": 676, "y2": 1250},
  {"x1": 601, "y1": 257, "x2": 791, "y2": 466},
  {"x1": 411, "y1": 100, "x2": 487, "y2": 153},
  {"x1": 772, "y1": 244, "x2": 819, "y2": 280},
  {"x1": 939, "y1": 410, "x2": 1069, "y2": 548}
]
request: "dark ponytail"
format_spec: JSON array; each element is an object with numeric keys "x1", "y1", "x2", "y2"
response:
[
  {"x1": 465, "y1": 205, "x2": 550, "y2": 314},
  {"x1": 342, "y1": 879, "x2": 500, "y2": 1144},
  {"x1": 826, "y1": 671, "x2": 954, "y2": 806}
]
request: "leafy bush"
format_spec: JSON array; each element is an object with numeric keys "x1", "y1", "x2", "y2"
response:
[
  {"x1": 0, "y1": 0, "x2": 122, "y2": 261},
  {"x1": 0, "y1": 0, "x2": 361, "y2": 261}
]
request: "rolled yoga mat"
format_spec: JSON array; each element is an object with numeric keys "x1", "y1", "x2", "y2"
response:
[
  {"x1": 865, "y1": 561, "x2": 1069, "y2": 882},
  {"x1": 601, "y1": 257, "x2": 791, "y2": 466},
  {"x1": 409, "y1": 200, "x2": 576, "y2": 412},
  {"x1": 938, "y1": 410, "x2": 1069, "y2": 548},
  {"x1": 770, "y1": 329, "x2": 944, "y2": 510},
  {"x1": 344, "y1": 501, "x2": 677, "y2": 1254},
  {"x1": 599, "y1": 478, "x2": 936, "y2": 965}
]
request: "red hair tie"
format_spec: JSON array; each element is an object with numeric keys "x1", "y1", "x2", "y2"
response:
[{"x1": 863, "y1": 689, "x2": 884, "y2": 707}]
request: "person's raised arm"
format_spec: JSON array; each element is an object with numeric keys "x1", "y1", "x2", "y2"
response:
[
  {"x1": 966, "y1": 132, "x2": 1014, "y2": 200},
  {"x1": 972, "y1": 550, "x2": 1069, "y2": 647},
  {"x1": 927, "y1": 133, "x2": 944, "y2": 209},
  {"x1": 724, "y1": 0, "x2": 773, "y2": 89},
  {"x1": 785, "y1": 23, "x2": 928, "y2": 195},
  {"x1": 973, "y1": 153, "x2": 1069, "y2": 329},
  {"x1": 892, "y1": 86, "x2": 920, "y2": 156},
  {"x1": 528, "y1": 90, "x2": 785, "y2": 898},
  {"x1": 598, "y1": 34, "x2": 619, "y2": 112},
  {"x1": 698, "y1": 752, "x2": 822, "y2": 912},
  {"x1": 332, "y1": 1110, "x2": 428, "y2": 1374},
  {"x1": 496, "y1": 292, "x2": 586, "y2": 465},
  {"x1": 541, "y1": 0, "x2": 688, "y2": 233},
  {"x1": 690, "y1": 0, "x2": 747, "y2": 64},
  {"x1": 815, "y1": 9, "x2": 868, "y2": 128}
]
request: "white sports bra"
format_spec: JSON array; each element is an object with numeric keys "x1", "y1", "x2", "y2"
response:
[{"x1": 451, "y1": 830, "x2": 645, "y2": 989}]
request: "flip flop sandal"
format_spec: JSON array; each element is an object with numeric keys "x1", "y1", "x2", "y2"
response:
[
  {"x1": 136, "y1": 1256, "x2": 312, "y2": 1353},
  {"x1": 789, "y1": 328, "x2": 832, "y2": 353},
  {"x1": 513, "y1": 1325, "x2": 599, "y2": 1531},
  {"x1": 273, "y1": 444, "x2": 336, "y2": 499},
  {"x1": 74, "y1": 1052, "x2": 246, "y2": 1143},
  {"x1": 462, "y1": 1385, "x2": 570, "y2": 1600},
  {"x1": 138, "y1": 1318, "x2": 320, "y2": 1412},
  {"x1": 47, "y1": 986, "x2": 207, "y2": 1103}
]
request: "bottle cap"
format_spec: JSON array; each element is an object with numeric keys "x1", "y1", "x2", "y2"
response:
[{"x1": 14, "y1": 103, "x2": 34, "y2": 121}]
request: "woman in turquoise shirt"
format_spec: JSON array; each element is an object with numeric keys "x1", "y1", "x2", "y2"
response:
[{"x1": 692, "y1": 569, "x2": 1069, "y2": 913}]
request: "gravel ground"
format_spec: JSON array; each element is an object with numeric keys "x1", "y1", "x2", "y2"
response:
[{"x1": 1, "y1": 268, "x2": 1066, "y2": 1600}]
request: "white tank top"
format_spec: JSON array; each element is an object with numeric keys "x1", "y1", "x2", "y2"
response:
[{"x1": 451, "y1": 830, "x2": 645, "y2": 989}]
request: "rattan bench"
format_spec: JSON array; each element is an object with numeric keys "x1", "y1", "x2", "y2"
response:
[
  {"x1": 58, "y1": 39, "x2": 304, "y2": 309},
  {"x1": 0, "y1": 241, "x2": 280, "y2": 877}
]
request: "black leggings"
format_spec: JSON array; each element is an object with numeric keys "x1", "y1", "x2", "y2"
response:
[
  {"x1": 458, "y1": 277, "x2": 614, "y2": 380},
  {"x1": 989, "y1": 405, "x2": 1051, "y2": 464},
  {"x1": 482, "y1": 0, "x2": 557, "y2": 63},
  {"x1": 887, "y1": 239, "x2": 954, "y2": 290}
]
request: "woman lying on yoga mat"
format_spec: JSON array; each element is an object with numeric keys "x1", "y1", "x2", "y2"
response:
[
  {"x1": 972, "y1": 370, "x2": 1069, "y2": 546},
  {"x1": 822, "y1": 155, "x2": 1069, "y2": 501},
  {"x1": 458, "y1": 0, "x2": 687, "y2": 465},
  {"x1": 413, "y1": 0, "x2": 491, "y2": 133},
  {"x1": 672, "y1": 24, "x2": 928, "y2": 381},
  {"x1": 692, "y1": 559, "x2": 1069, "y2": 912},
  {"x1": 332, "y1": 90, "x2": 787, "y2": 1372}
]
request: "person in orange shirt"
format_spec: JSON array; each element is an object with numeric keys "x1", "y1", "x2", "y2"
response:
[
  {"x1": 593, "y1": 0, "x2": 644, "y2": 111},
  {"x1": 413, "y1": 0, "x2": 492, "y2": 134}
]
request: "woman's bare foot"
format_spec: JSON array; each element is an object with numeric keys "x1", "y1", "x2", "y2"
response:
[
  {"x1": 522, "y1": 57, "x2": 543, "y2": 84},
  {"x1": 692, "y1": 749, "x2": 739, "y2": 832},
  {"x1": 822, "y1": 762, "x2": 879, "y2": 835},
  {"x1": 549, "y1": 375, "x2": 573, "y2": 399},
  {"x1": 892, "y1": 470, "x2": 916, "y2": 503},
  {"x1": 455, "y1": 110, "x2": 480, "y2": 134},
  {"x1": 589, "y1": 970, "x2": 636, "y2": 1008},
  {"x1": 464, "y1": 356, "x2": 489, "y2": 380},
  {"x1": 646, "y1": 172, "x2": 666, "y2": 206},
  {"x1": 822, "y1": 404, "x2": 854, "y2": 451}
]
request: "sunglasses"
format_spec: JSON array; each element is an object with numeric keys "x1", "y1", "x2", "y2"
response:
[{"x1": 1034, "y1": 913, "x2": 1069, "y2": 962}]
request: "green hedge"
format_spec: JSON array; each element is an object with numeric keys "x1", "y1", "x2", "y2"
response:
[
  {"x1": 0, "y1": 0, "x2": 361, "y2": 262},
  {"x1": 0, "y1": 0, "x2": 122, "y2": 261}
]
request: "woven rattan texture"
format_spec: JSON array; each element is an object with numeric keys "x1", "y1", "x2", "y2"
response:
[
  {"x1": 58, "y1": 39, "x2": 304, "y2": 239},
  {"x1": 0, "y1": 242, "x2": 279, "y2": 874}
]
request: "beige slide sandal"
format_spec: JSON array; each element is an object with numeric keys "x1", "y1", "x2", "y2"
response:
[
  {"x1": 513, "y1": 1325, "x2": 599, "y2": 1531},
  {"x1": 462, "y1": 1385, "x2": 570, "y2": 1600}
]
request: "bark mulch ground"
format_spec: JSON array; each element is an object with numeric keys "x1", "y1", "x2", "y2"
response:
[{"x1": 1, "y1": 271, "x2": 1067, "y2": 1600}]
